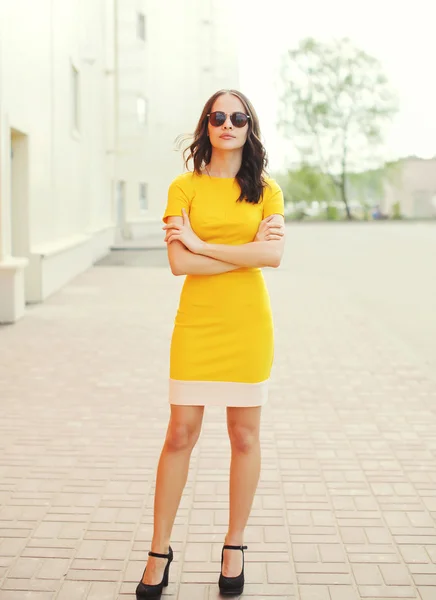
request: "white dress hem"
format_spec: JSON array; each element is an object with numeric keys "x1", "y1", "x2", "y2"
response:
[{"x1": 168, "y1": 378, "x2": 269, "y2": 407}]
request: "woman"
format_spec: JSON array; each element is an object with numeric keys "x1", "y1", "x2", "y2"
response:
[{"x1": 136, "y1": 89, "x2": 285, "y2": 598}]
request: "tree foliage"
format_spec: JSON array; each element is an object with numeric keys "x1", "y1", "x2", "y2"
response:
[
  {"x1": 276, "y1": 164, "x2": 335, "y2": 205},
  {"x1": 278, "y1": 37, "x2": 398, "y2": 218}
]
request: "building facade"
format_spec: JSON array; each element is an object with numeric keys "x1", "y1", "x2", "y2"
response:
[
  {"x1": 382, "y1": 157, "x2": 436, "y2": 218},
  {"x1": 0, "y1": 0, "x2": 239, "y2": 323}
]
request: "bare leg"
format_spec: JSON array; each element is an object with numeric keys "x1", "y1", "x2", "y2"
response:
[
  {"x1": 222, "y1": 406, "x2": 262, "y2": 577},
  {"x1": 142, "y1": 404, "x2": 204, "y2": 585}
]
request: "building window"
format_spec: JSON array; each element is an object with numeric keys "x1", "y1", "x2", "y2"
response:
[
  {"x1": 137, "y1": 13, "x2": 146, "y2": 41},
  {"x1": 137, "y1": 97, "x2": 148, "y2": 126},
  {"x1": 72, "y1": 64, "x2": 80, "y2": 132},
  {"x1": 139, "y1": 183, "x2": 148, "y2": 211}
]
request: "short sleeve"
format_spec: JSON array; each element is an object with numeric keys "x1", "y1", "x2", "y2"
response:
[
  {"x1": 162, "y1": 177, "x2": 191, "y2": 223},
  {"x1": 262, "y1": 179, "x2": 285, "y2": 219}
]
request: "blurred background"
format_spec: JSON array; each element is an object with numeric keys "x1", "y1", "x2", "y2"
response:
[{"x1": 0, "y1": 0, "x2": 435, "y2": 323}]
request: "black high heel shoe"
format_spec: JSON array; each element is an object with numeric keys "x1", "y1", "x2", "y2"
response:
[
  {"x1": 136, "y1": 545, "x2": 173, "y2": 598},
  {"x1": 218, "y1": 544, "x2": 248, "y2": 595}
]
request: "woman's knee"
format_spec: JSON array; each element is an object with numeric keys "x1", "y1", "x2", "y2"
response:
[
  {"x1": 165, "y1": 420, "x2": 201, "y2": 452},
  {"x1": 228, "y1": 423, "x2": 259, "y2": 453}
]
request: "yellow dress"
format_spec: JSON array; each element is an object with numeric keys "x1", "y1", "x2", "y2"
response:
[{"x1": 163, "y1": 172, "x2": 284, "y2": 407}]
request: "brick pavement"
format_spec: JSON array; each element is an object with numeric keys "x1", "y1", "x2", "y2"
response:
[{"x1": 0, "y1": 222, "x2": 435, "y2": 600}]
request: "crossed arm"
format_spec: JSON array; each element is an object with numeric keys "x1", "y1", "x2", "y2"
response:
[{"x1": 164, "y1": 211, "x2": 285, "y2": 276}]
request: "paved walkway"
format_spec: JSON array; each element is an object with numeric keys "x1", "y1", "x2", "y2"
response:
[{"x1": 1, "y1": 222, "x2": 435, "y2": 600}]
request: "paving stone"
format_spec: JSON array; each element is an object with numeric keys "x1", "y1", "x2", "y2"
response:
[{"x1": 1, "y1": 223, "x2": 435, "y2": 599}]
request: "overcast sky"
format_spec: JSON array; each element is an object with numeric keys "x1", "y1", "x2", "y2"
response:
[{"x1": 236, "y1": 0, "x2": 435, "y2": 171}]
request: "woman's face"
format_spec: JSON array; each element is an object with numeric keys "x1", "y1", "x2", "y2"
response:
[{"x1": 207, "y1": 93, "x2": 249, "y2": 151}]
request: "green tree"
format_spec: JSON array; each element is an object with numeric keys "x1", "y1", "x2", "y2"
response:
[
  {"x1": 278, "y1": 37, "x2": 398, "y2": 219},
  {"x1": 346, "y1": 160, "x2": 403, "y2": 217},
  {"x1": 275, "y1": 164, "x2": 336, "y2": 218}
]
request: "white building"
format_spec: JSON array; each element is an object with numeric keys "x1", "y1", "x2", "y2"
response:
[
  {"x1": 382, "y1": 157, "x2": 436, "y2": 218},
  {"x1": 0, "y1": 0, "x2": 239, "y2": 323}
]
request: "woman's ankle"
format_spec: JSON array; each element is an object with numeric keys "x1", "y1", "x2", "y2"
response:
[
  {"x1": 224, "y1": 532, "x2": 244, "y2": 546},
  {"x1": 150, "y1": 540, "x2": 170, "y2": 553}
]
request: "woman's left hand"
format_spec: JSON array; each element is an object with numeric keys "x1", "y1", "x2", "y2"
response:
[
  {"x1": 255, "y1": 215, "x2": 285, "y2": 242},
  {"x1": 163, "y1": 208, "x2": 205, "y2": 254}
]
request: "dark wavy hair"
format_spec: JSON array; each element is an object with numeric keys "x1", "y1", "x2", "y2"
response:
[{"x1": 178, "y1": 89, "x2": 269, "y2": 204}]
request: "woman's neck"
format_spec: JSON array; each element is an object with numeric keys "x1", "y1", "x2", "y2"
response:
[{"x1": 206, "y1": 150, "x2": 242, "y2": 178}]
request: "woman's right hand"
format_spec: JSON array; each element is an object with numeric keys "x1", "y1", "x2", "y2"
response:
[{"x1": 255, "y1": 215, "x2": 285, "y2": 242}]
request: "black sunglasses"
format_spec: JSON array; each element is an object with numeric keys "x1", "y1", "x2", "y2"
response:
[{"x1": 207, "y1": 111, "x2": 250, "y2": 128}]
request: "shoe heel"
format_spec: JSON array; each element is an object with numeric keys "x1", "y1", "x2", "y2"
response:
[{"x1": 163, "y1": 564, "x2": 170, "y2": 587}]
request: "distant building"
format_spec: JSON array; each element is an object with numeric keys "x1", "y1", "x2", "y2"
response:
[
  {"x1": 382, "y1": 156, "x2": 436, "y2": 218},
  {"x1": 0, "y1": 0, "x2": 239, "y2": 323}
]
